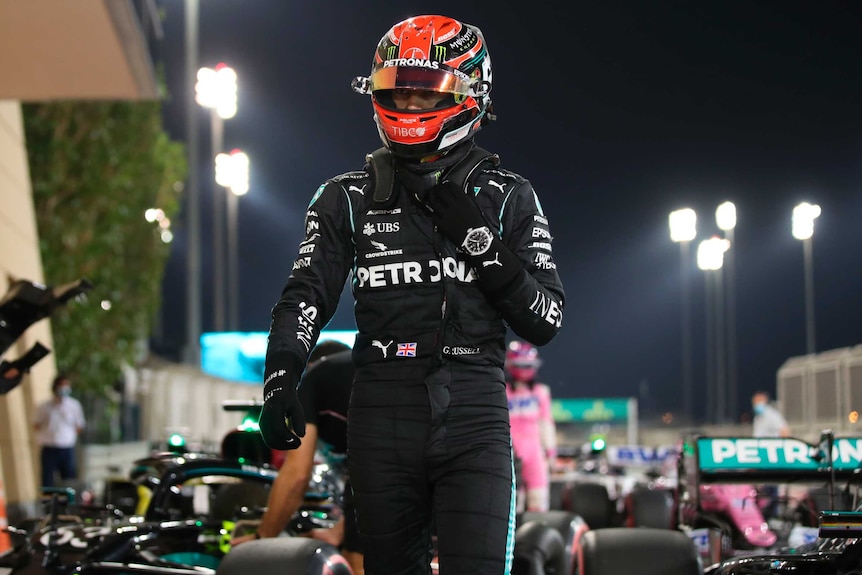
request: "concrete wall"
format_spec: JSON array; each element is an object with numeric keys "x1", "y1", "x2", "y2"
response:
[
  {"x1": 80, "y1": 440, "x2": 151, "y2": 502},
  {"x1": 0, "y1": 100, "x2": 57, "y2": 521},
  {"x1": 134, "y1": 358, "x2": 259, "y2": 451},
  {"x1": 778, "y1": 345, "x2": 862, "y2": 439}
]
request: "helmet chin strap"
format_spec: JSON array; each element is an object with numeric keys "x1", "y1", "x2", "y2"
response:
[
  {"x1": 396, "y1": 139, "x2": 474, "y2": 174},
  {"x1": 481, "y1": 103, "x2": 496, "y2": 125},
  {"x1": 420, "y1": 151, "x2": 447, "y2": 163}
]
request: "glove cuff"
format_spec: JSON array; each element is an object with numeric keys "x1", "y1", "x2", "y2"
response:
[
  {"x1": 263, "y1": 351, "x2": 304, "y2": 397},
  {"x1": 469, "y1": 238, "x2": 524, "y2": 295}
]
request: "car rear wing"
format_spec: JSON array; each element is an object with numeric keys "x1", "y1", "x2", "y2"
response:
[
  {"x1": 604, "y1": 445, "x2": 678, "y2": 468},
  {"x1": 683, "y1": 432, "x2": 862, "y2": 485}
]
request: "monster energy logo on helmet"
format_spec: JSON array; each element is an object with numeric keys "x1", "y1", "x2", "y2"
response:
[
  {"x1": 385, "y1": 44, "x2": 446, "y2": 61},
  {"x1": 448, "y1": 27, "x2": 476, "y2": 51}
]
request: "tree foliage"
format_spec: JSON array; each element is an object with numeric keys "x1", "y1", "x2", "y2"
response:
[{"x1": 23, "y1": 101, "x2": 186, "y2": 408}]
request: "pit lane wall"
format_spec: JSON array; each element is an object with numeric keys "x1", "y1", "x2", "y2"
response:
[
  {"x1": 71, "y1": 359, "x2": 257, "y2": 513},
  {"x1": 130, "y1": 356, "x2": 259, "y2": 452}
]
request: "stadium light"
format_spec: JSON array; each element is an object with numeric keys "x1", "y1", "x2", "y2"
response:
[
  {"x1": 698, "y1": 236, "x2": 731, "y2": 423},
  {"x1": 669, "y1": 208, "x2": 697, "y2": 423},
  {"x1": 792, "y1": 202, "x2": 821, "y2": 354},
  {"x1": 715, "y1": 201, "x2": 738, "y2": 419}
]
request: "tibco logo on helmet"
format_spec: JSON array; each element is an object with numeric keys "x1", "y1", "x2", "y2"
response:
[
  {"x1": 351, "y1": 15, "x2": 495, "y2": 158},
  {"x1": 392, "y1": 126, "x2": 427, "y2": 138}
]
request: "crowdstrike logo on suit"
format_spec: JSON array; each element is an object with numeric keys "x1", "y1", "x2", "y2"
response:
[{"x1": 365, "y1": 240, "x2": 403, "y2": 259}]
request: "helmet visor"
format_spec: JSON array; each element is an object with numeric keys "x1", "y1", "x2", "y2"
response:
[
  {"x1": 509, "y1": 359, "x2": 542, "y2": 368},
  {"x1": 370, "y1": 64, "x2": 473, "y2": 96}
]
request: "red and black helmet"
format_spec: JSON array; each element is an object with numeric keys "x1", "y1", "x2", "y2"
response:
[{"x1": 352, "y1": 15, "x2": 494, "y2": 158}]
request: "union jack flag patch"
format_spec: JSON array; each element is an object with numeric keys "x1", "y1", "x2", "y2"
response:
[{"x1": 396, "y1": 342, "x2": 417, "y2": 357}]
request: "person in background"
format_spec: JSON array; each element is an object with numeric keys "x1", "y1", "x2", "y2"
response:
[
  {"x1": 506, "y1": 340, "x2": 558, "y2": 513},
  {"x1": 751, "y1": 390, "x2": 790, "y2": 519},
  {"x1": 34, "y1": 373, "x2": 85, "y2": 489},
  {"x1": 233, "y1": 340, "x2": 363, "y2": 575},
  {"x1": 752, "y1": 390, "x2": 790, "y2": 438}
]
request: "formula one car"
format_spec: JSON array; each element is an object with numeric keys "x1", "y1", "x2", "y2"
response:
[
  {"x1": 567, "y1": 432, "x2": 862, "y2": 575},
  {"x1": 0, "y1": 454, "x2": 345, "y2": 575},
  {"x1": 5, "y1": 448, "x2": 608, "y2": 575},
  {"x1": 552, "y1": 442, "x2": 678, "y2": 530},
  {"x1": 676, "y1": 430, "x2": 860, "y2": 564}
]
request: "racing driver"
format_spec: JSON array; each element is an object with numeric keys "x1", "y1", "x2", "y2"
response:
[{"x1": 259, "y1": 14, "x2": 565, "y2": 574}]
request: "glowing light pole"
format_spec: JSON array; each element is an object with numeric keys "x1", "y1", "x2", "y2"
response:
[
  {"x1": 716, "y1": 201, "x2": 738, "y2": 420},
  {"x1": 792, "y1": 202, "x2": 821, "y2": 355},
  {"x1": 698, "y1": 236, "x2": 731, "y2": 423},
  {"x1": 669, "y1": 208, "x2": 697, "y2": 423},
  {"x1": 215, "y1": 149, "x2": 250, "y2": 331},
  {"x1": 195, "y1": 64, "x2": 238, "y2": 332},
  {"x1": 184, "y1": 0, "x2": 200, "y2": 365}
]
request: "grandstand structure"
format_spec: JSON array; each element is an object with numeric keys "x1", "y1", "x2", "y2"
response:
[{"x1": 778, "y1": 345, "x2": 862, "y2": 440}]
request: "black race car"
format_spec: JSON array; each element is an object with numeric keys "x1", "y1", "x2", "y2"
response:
[{"x1": 0, "y1": 455, "x2": 345, "y2": 575}]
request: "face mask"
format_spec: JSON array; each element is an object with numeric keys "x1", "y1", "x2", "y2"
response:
[
  {"x1": 57, "y1": 387, "x2": 71, "y2": 398},
  {"x1": 753, "y1": 402, "x2": 765, "y2": 415}
]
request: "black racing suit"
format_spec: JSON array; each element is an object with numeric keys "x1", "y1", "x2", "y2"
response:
[{"x1": 267, "y1": 149, "x2": 565, "y2": 574}]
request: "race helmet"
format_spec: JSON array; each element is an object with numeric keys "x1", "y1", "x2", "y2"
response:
[
  {"x1": 505, "y1": 340, "x2": 542, "y2": 383},
  {"x1": 352, "y1": 15, "x2": 494, "y2": 158}
]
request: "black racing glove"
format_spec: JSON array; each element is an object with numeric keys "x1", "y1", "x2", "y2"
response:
[
  {"x1": 259, "y1": 353, "x2": 306, "y2": 450},
  {"x1": 428, "y1": 180, "x2": 523, "y2": 293}
]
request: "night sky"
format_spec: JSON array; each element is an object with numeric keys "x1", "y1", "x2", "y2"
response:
[{"x1": 152, "y1": 1, "x2": 862, "y2": 423}]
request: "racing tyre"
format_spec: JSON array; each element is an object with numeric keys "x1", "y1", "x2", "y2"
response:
[
  {"x1": 521, "y1": 511, "x2": 587, "y2": 575},
  {"x1": 550, "y1": 480, "x2": 566, "y2": 510},
  {"x1": 513, "y1": 521, "x2": 566, "y2": 575},
  {"x1": 564, "y1": 483, "x2": 614, "y2": 530},
  {"x1": 215, "y1": 538, "x2": 351, "y2": 575},
  {"x1": 579, "y1": 528, "x2": 701, "y2": 575},
  {"x1": 627, "y1": 487, "x2": 675, "y2": 529}
]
